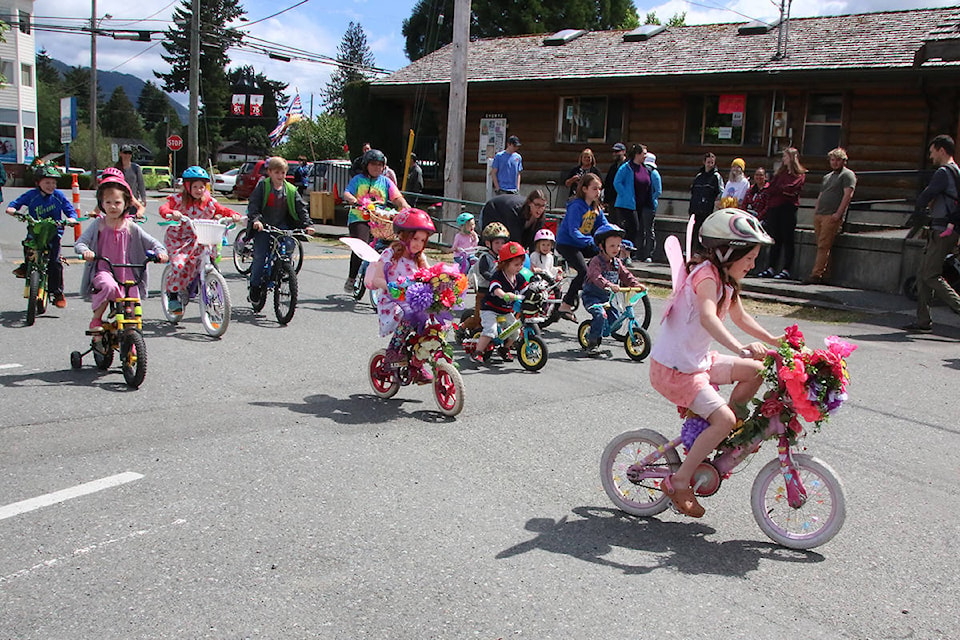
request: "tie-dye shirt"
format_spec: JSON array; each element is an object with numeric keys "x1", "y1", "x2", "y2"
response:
[{"x1": 345, "y1": 174, "x2": 401, "y2": 225}]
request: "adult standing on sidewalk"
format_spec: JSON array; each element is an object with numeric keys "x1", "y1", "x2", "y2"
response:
[
  {"x1": 563, "y1": 148, "x2": 602, "y2": 199},
  {"x1": 904, "y1": 134, "x2": 960, "y2": 333},
  {"x1": 688, "y1": 152, "x2": 724, "y2": 248},
  {"x1": 757, "y1": 147, "x2": 806, "y2": 280},
  {"x1": 603, "y1": 142, "x2": 627, "y2": 220},
  {"x1": 613, "y1": 144, "x2": 652, "y2": 264},
  {"x1": 490, "y1": 135, "x2": 523, "y2": 195},
  {"x1": 804, "y1": 148, "x2": 856, "y2": 284},
  {"x1": 116, "y1": 144, "x2": 146, "y2": 209}
]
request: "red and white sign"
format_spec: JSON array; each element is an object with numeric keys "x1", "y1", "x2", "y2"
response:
[{"x1": 166, "y1": 135, "x2": 183, "y2": 151}]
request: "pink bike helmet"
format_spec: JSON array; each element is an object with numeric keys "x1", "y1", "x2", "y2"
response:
[
  {"x1": 96, "y1": 175, "x2": 134, "y2": 210},
  {"x1": 533, "y1": 228, "x2": 555, "y2": 244},
  {"x1": 392, "y1": 208, "x2": 436, "y2": 234},
  {"x1": 98, "y1": 167, "x2": 125, "y2": 184}
]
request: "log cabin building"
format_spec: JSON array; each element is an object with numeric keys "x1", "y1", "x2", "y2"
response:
[{"x1": 371, "y1": 6, "x2": 960, "y2": 209}]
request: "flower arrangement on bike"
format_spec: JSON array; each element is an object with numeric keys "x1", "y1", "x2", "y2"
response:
[{"x1": 158, "y1": 166, "x2": 242, "y2": 313}]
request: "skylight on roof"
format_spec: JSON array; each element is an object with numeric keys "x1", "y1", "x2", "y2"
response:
[
  {"x1": 738, "y1": 17, "x2": 781, "y2": 35},
  {"x1": 543, "y1": 29, "x2": 587, "y2": 46},
  {"x1": 623, "y1": 24, "x2": 666, "y2": 42}
]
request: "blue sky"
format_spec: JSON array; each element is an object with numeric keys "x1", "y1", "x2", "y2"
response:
[{"x1": 34, "y1": 0, "x2": 959, "y2": 110}]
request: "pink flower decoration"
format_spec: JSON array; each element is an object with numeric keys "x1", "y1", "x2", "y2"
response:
[
  {"x1": 761, "y1": 396, "x2": 785, "y2": 418},
  {"x1": 825, "y1": 336, "x2": 857, "y2": 358},
  {"x1": 784, "y1": 324, "x2": 804, "y2": 350},
  {"x1": 439, "y1": 288, "x2": 455, "y2": 308}
]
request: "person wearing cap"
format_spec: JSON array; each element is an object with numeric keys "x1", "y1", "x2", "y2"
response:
[
  {"x1": 563, "y1": 148, "x2": 603, "y2": 199},
  {"x1": 115, "y1": 144, "x2": 146, "y2": 208},
  {"x1": 804, "y1": 148, "x2": 856, "y2": 285},
  {"x1": 722, "y1": 158, "x2": 750, "y2": 208},
  {"x1": 603, "y1": 142, "x2": 628, "y2": 215},
  {"x1": 640, "y1": 151, "x2": 662, "y2": 262},
  {"x1": 490, "y1": 135, "x2": 523, "y2": 195}
]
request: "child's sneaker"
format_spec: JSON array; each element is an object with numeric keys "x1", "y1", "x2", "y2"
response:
[
  {"x1": 167, "y1": 293, "x2": 183, "y2": 313},
  {"x1": 12, "y1": 264, "x2": 26, "y2": 278},
  {"x1": 53, "y1": 293, "x2": 67, "y2": 308},
  {"x1": 88, "y1": 318, "x2": 103, "y2": 332},
  {"x1": 498, "y1": 345, "x2": 515, "y2": 362},
  {"x1": 343, "y1": 277, "x2": 355, "y2": 293},
  {"x1": 469, "y1": 351, "x2": 486, "y2": 365},
  {"x1": 585, "y1": 338, "x2": 602, "y2": 355}
]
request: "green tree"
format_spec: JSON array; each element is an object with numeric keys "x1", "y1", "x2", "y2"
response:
[
  {"x1": 645, "y1": 10, "x2": 686, "y2": 26},
  {"x1": 231, "y1": 125, "x2": 270, "y2": 158},
  {"x1": 402, "y1": 0, "x2": 640, "y2": 61},
  {"x1": 36, "y1": 49, "x2": 61, "y2": 86},
  {"x1": 101, "y1": 86, "x2": 145, "y2": 139},
  {"x1": 156, "y1": 0, "x2": 245, "y2": 162},
  {"x1": 275, "y1": 114, "x2": 347, "y2": 161},
  {"x1": 70, "y1": 122, "x2": 113, "y2": 168},
  {"x1": 62, "y1": 66, "x2": 103, "y2": 125},
  {"x1": 325, "y1": 22, "x2": 376, "y2": 115},
  {"x1": 136, "y1": 80, "x2": 178, "y2": 131},
  {"x1": 36, "y1": 78, "x2": 62, "y2": 157}
]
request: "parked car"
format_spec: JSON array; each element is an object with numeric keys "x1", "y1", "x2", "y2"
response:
[
  {"x1": 233, "y1": 159, "x2": 303, "y2": 200},
  {"x1": 141, "y1": 166, "x2": 173, "y2": 190},
  {"x1": 214, "y1": 168, "x2": 239, "y2": 194}
]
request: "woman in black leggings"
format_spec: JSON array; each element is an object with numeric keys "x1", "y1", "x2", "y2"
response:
[{"x1": 555, "y1": 173, "x2": 608, "y2": 321}]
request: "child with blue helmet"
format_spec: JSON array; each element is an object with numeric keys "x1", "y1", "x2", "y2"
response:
[{"x1": 581, "y1": 223, "x2": 643, "y2": 354}]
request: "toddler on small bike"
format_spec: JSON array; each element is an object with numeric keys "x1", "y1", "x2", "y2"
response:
[
  {"x1": 451, "y1": 212, "x2": 479, "y2": 274},
  {"x1": 581, "y1": 223, "x2": 644, "y2": 355},
  {"x1": 159, "y1": 166, "x2": 241, "y2": 313},
  {"x1": 648, "y1": 208, "x2": 781, "y2": 518},
  {"x1": 469, "y1": 241, "x2": 529, "y2": 364},
  {"x1": 459, "y1": 222, "x2": 509, "y2": 334}
]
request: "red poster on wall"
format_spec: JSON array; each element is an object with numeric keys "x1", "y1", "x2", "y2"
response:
[{"x1": 718, "y1": 94, "x2": 746, "y2": 114}]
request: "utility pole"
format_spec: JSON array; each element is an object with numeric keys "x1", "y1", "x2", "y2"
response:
[
  {"x1": 188, "y1": 0, "x2": 200, "y2": 166},
  {"x1": 90, "y1": 0, "x2": 97, "y2": 174},
  {"x1": 442, "y1": 0, "x2": 470, "y2": 235}
]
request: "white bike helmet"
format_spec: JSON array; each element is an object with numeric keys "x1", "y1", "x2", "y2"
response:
[
  {"x1": 700, "y1": 208, "x2": 773, "y2": 261},
  {"x1": 533, "y1": 228, "x2": 555, "y2": 244}
]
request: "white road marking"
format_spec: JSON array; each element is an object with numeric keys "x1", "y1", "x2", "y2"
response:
[
  {"x1": 0, "y1": 472, "x2": 144, "y2": 521},
  {"x1": 0, "y1": 363, "x2": 22, "y2": 370}
]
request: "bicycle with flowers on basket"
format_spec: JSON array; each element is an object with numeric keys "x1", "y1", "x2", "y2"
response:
[
  {"x1": 367, "y1": 262, "x2": 468, "y2": 417},
  {"x1": 158, "y1": 217, "x2": 235, "y2": 337},
  {"x1": 600, "y1": 326, "x2": 855, "y2": 549}
]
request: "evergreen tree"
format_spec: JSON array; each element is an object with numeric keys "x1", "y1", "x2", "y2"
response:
[
  {"x1": 155, "y1": 0, "x2": 245, "y2": 161},
  {"x1": 644, "y1": 10, "x2": 686, "y2": 26},
  {"x1": 36, "y1": 49, "x2": 61, "y2": 86},
  {"x1": 402, "y1": 0, "x2": 639, "y2": 61},
  {"x1": 223, "y1": 66, "x2": 288, "y2": 140},
  {"x1": 62, "y1": 66, "x2": 103, "y2": 124},
  {"x1": 36, "y1": 77, "x2": 62, "y2": 157},
  {"x1": 102, "y1": 87, "x2": 146, "y2": 139},
  {"x1": 325, "y1": 22, "x2": 376, "y2": 115},
  {"x1": 137, "y1": 81, "x2": 177, "y2": 131}
]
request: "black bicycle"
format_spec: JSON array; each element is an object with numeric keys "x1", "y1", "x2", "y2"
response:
[{"x1": 249, "y1": 225, "x2": 310, "y2": 325}]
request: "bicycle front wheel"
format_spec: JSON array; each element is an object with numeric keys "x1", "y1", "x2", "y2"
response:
[
  {"x1": 600, "y1": 429, "x2": 680, "y2": 517},
  {"x1": 273, "y1": 261, "x2": 298, "y2": 325},
  {"x1": 750, "y1": 454, "x2": 846, "y2": 550},
  {"x1": 517, "y1": 335, "x2": 548, "y2": 372},
  {"x1": 625, "y1": 325, "x2": 651, "y2": 361},
  {"x1": 120, "y1": 330, "x2": 147, "y2": 389},
  {"x1": 200, "y1": 269, "x2": 231, "y2": 337},
  {"x1": 26, "y1": 269, "x2": 39, "y2": 326},
  {"x1": 433, "y1": 360, "x2": 465, "y2": 417},
  {"x1": 292, "y1": 239, "x2": 304, "y2": 274},
  {"x1": 159, "y1": 265, "x2": 184, "y2": 323},
  {"x1": 232, "y1": 228, "x2": 253, "y2": 275}
]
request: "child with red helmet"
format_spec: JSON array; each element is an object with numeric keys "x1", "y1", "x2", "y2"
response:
[
  {"x1": 75, "y1": 176, "x2": 168, "y2": 330},
  {"x1": 470, "y1": 241, "x2": 529, "y2": 364},
  {"x1": 367, "y1": 207, "x2": 437, "y2": 383}
]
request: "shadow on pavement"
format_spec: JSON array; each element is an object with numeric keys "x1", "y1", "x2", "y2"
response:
[
  {"x1": 495, "y1": 506, "x2": 824, "y2": 577},
  {"x1": 0, "y1": 365, "x2": 137, "y2": 392},
  {"x1": 250, "y1": 392, "x2": 456, "y2": 425}
]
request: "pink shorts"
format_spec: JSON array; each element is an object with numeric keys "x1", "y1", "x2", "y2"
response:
[{"x1": 649, "y1": 352, "x2": 736, "y2": 418}]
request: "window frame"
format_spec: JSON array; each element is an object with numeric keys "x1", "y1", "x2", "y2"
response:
[
  {"x1": 20, "y1": 63, "x2": 32, "y2": 87},
  {"x1": 682, "y1": 93, "x2": 767, "y2": 148},
  {"x1": 556, "y1": 95, "x2": 624, "y2": 145},
  {"x1": 802, "y1": 93, "x2": 846, "y2": 157}
]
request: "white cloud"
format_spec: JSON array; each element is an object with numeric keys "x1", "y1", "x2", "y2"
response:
[{"x1": 637, "y1": 0, "x2": 959, "y2": 25}]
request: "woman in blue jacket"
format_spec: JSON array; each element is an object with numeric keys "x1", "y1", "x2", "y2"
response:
[
  {"x1": 556, "y1": 172, "x2": 608, "y2": 322},
  {"x1": 613, "y1": 144, "x2": 661, "y2": 263}
]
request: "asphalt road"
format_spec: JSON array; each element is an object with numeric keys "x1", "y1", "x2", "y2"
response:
[{"x1": 0, "y1": 188, "x2": 958, "y2": 639}]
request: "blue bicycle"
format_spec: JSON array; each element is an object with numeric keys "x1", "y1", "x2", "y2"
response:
[{"x1": 577, "y1": 287, "x2": 652, "y2": 361}]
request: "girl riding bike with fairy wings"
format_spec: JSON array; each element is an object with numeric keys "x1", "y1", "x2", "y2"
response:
[
  {"x1": 158, "y1": 166, "x2": 242, "y2": 313},
  {"x1": 648, "y1": 208, "x2": 782, "y2": 518}
]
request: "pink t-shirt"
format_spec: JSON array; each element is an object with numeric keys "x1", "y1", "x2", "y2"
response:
[
  {"x1": 650, "y1": 261, "x2": 732, "y2": 373},
  {"x1": 451, "y1": 231, "x2": 478, "y2": 255}
]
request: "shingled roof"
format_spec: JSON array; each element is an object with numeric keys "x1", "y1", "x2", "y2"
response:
[{"x1": 376, "y1": 7, "x2": 960, "y2": 87}]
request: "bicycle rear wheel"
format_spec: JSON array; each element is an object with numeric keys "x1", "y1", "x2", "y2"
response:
[
  {"x1": 750, "y1": 454, "x2": 846, "y2": 550},
  {"x1": 200, "y1": 269, "x2": 231, "y2": 337},
  {"x1": 273, "y1": 261, "x2": 298, "y2": 325},
  {"x1": 232, "y1": 228, "x2": 253, "y2": 275},
  {"x1": 600, "y1": 429, "x2": 680, "y2": 517}
]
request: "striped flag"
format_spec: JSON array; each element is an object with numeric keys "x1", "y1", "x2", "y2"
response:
[{"x1": 269, "y1": 93, "x2": 304, "y2": 146}]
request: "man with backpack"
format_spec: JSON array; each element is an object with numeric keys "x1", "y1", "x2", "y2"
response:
[{"x1": 905, "y1": 134, "x2": 960, "y2": 332}]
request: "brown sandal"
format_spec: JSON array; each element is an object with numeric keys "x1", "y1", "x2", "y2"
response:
[{"x1": 661, "y1": 474, "x2": 705, "y2": 518}]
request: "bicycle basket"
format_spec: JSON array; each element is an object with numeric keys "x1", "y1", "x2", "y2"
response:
[
  {"x1": 368, "y1": 206, "x2": 396, "y2": 240},
  {"x1": 192, "y1": 219, "x2": 228, "y2": 246}
]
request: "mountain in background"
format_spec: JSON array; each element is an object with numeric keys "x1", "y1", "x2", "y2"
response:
[{"x1": 49, "y1": 58, "x2": 188, "y2": 124}]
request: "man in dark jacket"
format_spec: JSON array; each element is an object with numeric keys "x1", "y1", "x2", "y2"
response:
[
  {"x1": 689, "y1": 152, "x2": 724, "y2": 248},
  {"x1": 904, "y1": 134, "x2": 960, "y2": 332}
]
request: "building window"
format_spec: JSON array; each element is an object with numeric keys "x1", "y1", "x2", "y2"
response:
[
  {"x1": 0, "y1": 60, "x2": 13, "y2": 86},
  {"x1": 18, "y1": 10, "x2": 30, "y2": 35},
  {"x1": 684, "y1": 94, "x2": 765, "y2": 146},
  {"x1": 557, "y1": 96, "x2": 624, "y2": 144},
  {"x1": 20, "y1": 64, "x2": 31, "y2": 87},
  {"x1": 802, "y1": 94, "x2": 843, "y2": 157}
]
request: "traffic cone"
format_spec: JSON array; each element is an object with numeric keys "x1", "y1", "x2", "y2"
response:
[{"x1": 71, "y1": 174, "x2": 81, "y2": 241}]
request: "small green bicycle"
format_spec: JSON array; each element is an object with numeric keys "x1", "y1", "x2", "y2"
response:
[{"x1": 13, "y1": 212, "x2": 78, "y2": 326}]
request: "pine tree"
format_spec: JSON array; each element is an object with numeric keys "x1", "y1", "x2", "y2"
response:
[
  {"x1": 155, "y1": 0, "x2": 245, "y2": 161},
  {"x1": 102, "y1": 87, "x2": 145, "y2": 139},
  {"x1": 137, "y1": 81, "x2": 175, "y2": 131},
  {"x1": 324, "y1": 22, "x2": 376, "y2": 116},
  {"x1": 223, "y1": 66, "x2": 288, "y2": 140},
  {"x1": 36, "y1": 49, "x2": 61, "y2": 86}
]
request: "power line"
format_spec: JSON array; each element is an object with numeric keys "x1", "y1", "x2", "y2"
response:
[{"x1": 239, "y1": 0, "x2": 312, "y2": 29}]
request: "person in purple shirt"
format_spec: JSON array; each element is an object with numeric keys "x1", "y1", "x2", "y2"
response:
[{"x1": 6, "y1": 164, "x2": 78, "y2": 307}]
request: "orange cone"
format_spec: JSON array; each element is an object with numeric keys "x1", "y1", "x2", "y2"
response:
[{"x1": 71, "y1": 173, "x2": 81, "y2": 241}]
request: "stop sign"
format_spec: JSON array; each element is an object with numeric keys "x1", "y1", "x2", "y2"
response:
[{"x1": 166, "y1": 135, "x2": 183, "y2": 151}]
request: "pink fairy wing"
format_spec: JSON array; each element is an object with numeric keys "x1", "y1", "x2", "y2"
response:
[
  {"x1": 340, "y1": 237, "x2": 381, "y2": 263},
  {"x1": 664, "y1": 235, "x2": 685, "y2": 293},
  {"x1": 685, "y1": 214, "x2": 696, "y2": 262}
]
